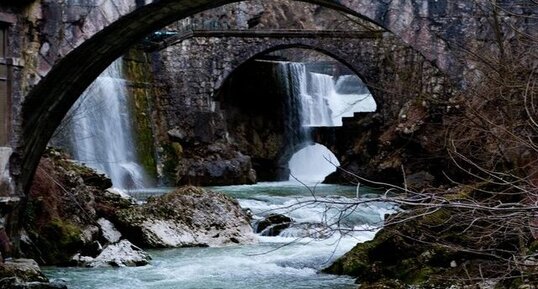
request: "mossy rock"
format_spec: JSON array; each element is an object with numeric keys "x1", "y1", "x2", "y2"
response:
[
  {"x1": 324, "y1": 215, "x2": 465, "y2": 286},
  {"x1": 26, "y1": 219, "x2": 84, "y2": 265}
]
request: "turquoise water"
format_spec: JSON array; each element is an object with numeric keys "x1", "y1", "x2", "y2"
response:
[{"x1": 44, "y1": 182, "x2": 393, "y2": 289}]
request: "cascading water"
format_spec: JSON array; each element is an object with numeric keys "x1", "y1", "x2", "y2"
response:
[
  {"x1": 289, "y1": 63, "x2": 334, "y2": 127},
  {"x1": 281, "y1": 61, "x2": 376, "y2": 182},
  {"x1": 46, "y1": 183, "x2": 395, "y2": 289},
  {"x1": 62, "y1": 59, "x2": 148, "y2": 190}
]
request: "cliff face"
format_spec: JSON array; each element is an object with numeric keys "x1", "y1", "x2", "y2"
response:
[{"x1": 177, "y1": 0, "x2": 375, "y2": 31}]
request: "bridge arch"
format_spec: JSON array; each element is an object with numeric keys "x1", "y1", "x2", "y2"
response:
[
  {"x1": 17, "y1": 0, "x2": 454, "y2": 193},
  {"x1": 213, "y1": 43, "x2": 379, "y2": 100},
  {"x1": 197, "y1": 43, "x2": 378, "y2": 180}
]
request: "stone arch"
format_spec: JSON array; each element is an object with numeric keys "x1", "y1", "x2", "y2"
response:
[
  {"x1": 201, "y1": 42, "x2": 378, "y2": 180},
  {"x1": 16, "y1": 0, "x2": 456, "y2": 193},
  {"x1": 212, "y1": 42, "x2": 379, "y2": 103}
]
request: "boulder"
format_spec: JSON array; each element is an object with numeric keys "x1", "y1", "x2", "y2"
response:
[
  {"x1": 0, "y1": 258, "x2": 68, "y2": 288},
  {"x1": 72, "y1": 240, "x2": 150, "y2": 267},
  {"x1": 255, "y1": 214, "x2": 293, "y2": 236},
  {"x1": 116, "y1": 186, "x2": 257, "y2": 247},
  {"x1": 0, "y1": 259, "x2": 48, "y2": 283},
  {"x1": 97, "y1": 218, "x2": 121, "y2": 244}
]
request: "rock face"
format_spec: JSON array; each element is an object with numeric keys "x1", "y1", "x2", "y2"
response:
[
  {"x1": 173, "y1": 140, "x2": 257, "y2": 186},
  {"x1": 116, "y1": 186, "x2": 257, "y2": 248}
]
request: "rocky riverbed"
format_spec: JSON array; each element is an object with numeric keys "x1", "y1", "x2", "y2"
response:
[{"x1": 5, "y1": 149, "x2": 257, "y2": 288}]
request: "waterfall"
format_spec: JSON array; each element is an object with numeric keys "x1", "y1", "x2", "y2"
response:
[
  {"x1": 289, "y1": 63, "x2": 334, "y2": 127},
  {"x1": 62, "y1": 59, "x2": 148, "y2": 190},
  {"x1": 287, "y1": 62, "x2": 376, "y2": 128},
  {"x1": 279, "y1": 61, "x2": 376, "y2": 182}
]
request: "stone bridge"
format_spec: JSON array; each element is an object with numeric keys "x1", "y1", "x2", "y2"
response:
[
  {"x1": 147, "y1": 28, "x2": 447, "y2": 181},
  {"x1": 152, "y1": 29, "x2": 389, "y2": 111},
  {"x1": 0, "y1": 0, "x2": 535, "y2": 195}
]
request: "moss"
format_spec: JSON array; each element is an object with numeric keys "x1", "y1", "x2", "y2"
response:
[
  {"x1": 123, "y1": 49, "x2": 158, "y2": 180},
  {"x1": 324, "y1": 231, "x2": 390, "y2": 278},
  {"x1": 171, "y1": 142, "x2": 183, "y2": 156},
  {"x1": 420, "y1": 209, "x2": 451, "y2": 226},
  {"x1": 403, "y1": 265, "x2": 435, "y2": 284},
  {"x1": 29, "y1": 219, "x2": 83, "y2": 265}
]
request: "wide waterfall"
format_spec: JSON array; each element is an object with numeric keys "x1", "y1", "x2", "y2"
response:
[
  {"x1": 281, "y1": 61, "x2": 376, "y2": 182},
  {"x1": 61, "y1": 59, "x2": 148, "y2": 189},
  {"x1": 288, "y1": 62, "x2": 376, "y2": 127}
]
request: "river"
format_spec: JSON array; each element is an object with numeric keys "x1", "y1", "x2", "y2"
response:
[{"x1": 44, "y1": 182, "x2": 394, "y2": 289}]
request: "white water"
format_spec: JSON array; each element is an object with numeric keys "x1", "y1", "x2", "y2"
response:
[
  {"x1": 288, "y1": 144, "x2": 340, "y2": 183},
  {"x1": 63, "y1": 59, "x2": 148, "y2": 189},
  {"x1": 45, "y1": 183, "x2": 395, "y2": 289},
  {"x1": 285, "y1": 62, "x2": 376, "y2": 182},
  {"x1": 288, "y1": 62, "x2": 376, "y2": 128}
]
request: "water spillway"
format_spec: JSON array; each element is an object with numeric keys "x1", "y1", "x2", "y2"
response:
[
  {"x1": 61, "y1": 59, "x2": 148, "y2": 189},
  {"x1": 281, "y1": 61, "x2": 376, "y2": 183}
]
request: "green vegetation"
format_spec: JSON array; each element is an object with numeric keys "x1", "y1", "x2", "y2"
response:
[{"x1": 123, "y1": 49, "x2": 158, "y2": 180}]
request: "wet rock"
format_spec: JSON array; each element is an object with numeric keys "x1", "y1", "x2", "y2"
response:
[
  {"x1": 72, "y1": 240, "x2": 150, "y2": 268},
  {"x1": 0, "y1": 278, "x2": 68, "y2": 289},
  {"x1": 176, "y1": 148, "x2": 256, "y2": 186},
  {"x1": 167, "y1": 127, "x2": 190, "y2": 143},
  {"x1": 0, "y1": 259, "x2": 67, "y2": 289},
  {"x1": 0, "y1": 259, "x2": 48, "y2": 283},
  {"x1": 97, "y1": 218, "x2": 121, "y2": 244},
  {"x1": 22, "y1": 149, "x2": 127, "y2": 266},
  {"x1": 255, "y1": 214, "x2": 293, "y2": 236},
  {"x1": 116, "y1": 186, "x2": 257, "y2": 248},
  {"x1": 94, "y1": 188, "x2": 136, "y2": 221}
]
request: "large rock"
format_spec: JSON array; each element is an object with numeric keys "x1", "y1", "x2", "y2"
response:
[
  {"x1": 71, "y1": 240, "x2": 150, "y2": 268},
  {"x1": 97, "y1": 218, "x2": 122, "y2": 244},
  {"x1": 0, "y1": 259, "x2": 67, "y2": 289},
  {"x1": 21, "y1": 149, "x2": 122, "y2": 265},
  {"x1": 116, "y1": 186, "x2": 257, "y2": 248},
  {"x1": 255, "y1": 214, "x2": 293, "y2": 236},
  {"x1": 0, "y1": 259, "x2": 48, "y2": 283}
]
